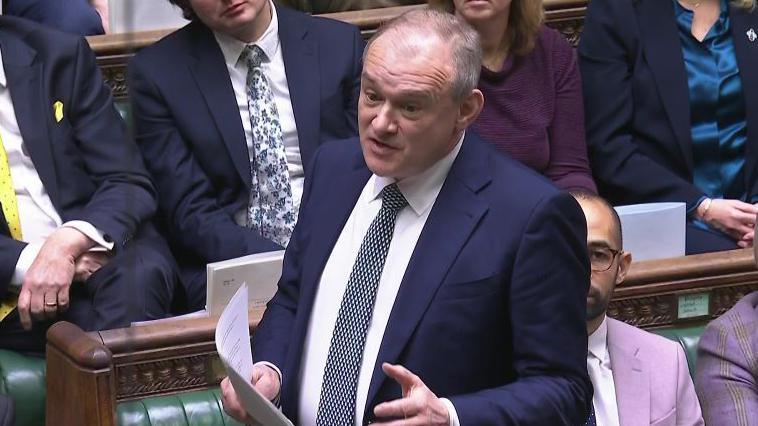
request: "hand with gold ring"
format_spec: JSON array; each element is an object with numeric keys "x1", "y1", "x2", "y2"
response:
[{"x1": 18, "y1": 228, "x2": 94, "y2": 330}]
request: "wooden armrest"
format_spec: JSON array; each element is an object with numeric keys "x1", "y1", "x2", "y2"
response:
[{"x1": 46, "y1": 321, "x2": 111, "y2": 370}]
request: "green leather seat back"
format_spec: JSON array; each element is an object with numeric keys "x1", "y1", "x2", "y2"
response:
[
  {"x1": 0, "y1": 350, "x2": 46, "y2": 426},
  {"x1": 651, "y1": 324, "x2": 705, "y2": 378},
  {"x1": 117, "y1": 388, "x2": 244, "y2": 426}
]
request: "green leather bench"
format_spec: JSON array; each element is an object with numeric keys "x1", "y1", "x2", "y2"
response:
[
  {"x1": 116, "y1": 389, "x2": 243, "y2": 426},
  {"x1": 0, "y1": 350, "x2": 46, "y2": 426}
]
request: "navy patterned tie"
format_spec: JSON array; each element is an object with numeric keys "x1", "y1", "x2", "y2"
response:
[
  {"x1": 242, "y1": 45, "x2": 296, "y2": 247},
  {"x1": 585, "y1": 400, "x2": 597, "y2": 426},
  {"x1": 316, "y1": 184, "x2": 408, "y2": 426}
]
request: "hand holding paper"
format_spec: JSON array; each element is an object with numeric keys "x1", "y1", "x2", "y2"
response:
[{"x1": 215, "y1": 283, "x2": 292, "y2": 426}]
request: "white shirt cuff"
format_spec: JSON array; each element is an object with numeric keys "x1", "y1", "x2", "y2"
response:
[
  {"x1": 11, "y1": 242, "x2": 41, "y2": 289},
  {"x1": 253, "y1": 361, "x2": 282, "y2": 403},
  {"x1": 440, "y1": 398, "x2": 460, "y2": 426},
  {"x1": 62, "y1": 220, "x2": 114, "y2": 251}
]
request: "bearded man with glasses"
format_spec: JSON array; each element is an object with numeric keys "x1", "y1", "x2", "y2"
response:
[{"x1": 571, "y1": 190, "x2": 703, "y2": 426}]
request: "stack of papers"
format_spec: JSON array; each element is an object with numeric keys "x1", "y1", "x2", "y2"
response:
[{"x1": 206, "y1": 250, "x2": 285, "y2": 316}]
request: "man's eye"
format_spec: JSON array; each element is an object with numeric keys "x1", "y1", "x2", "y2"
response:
[
  {"x1": 403, "y1": 104, "x2": 419, "y2": 113},
  {"x1": 365, "y1": 92, "x2": 380, "y2": 102}
]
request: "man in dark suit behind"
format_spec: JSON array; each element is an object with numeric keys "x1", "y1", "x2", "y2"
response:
[
  {"x1": 129, "y1": 0, "x2": 364, "y2": 311},
  {"x1": 221, "y1": 9, "x2": 592, "y2": 425},
  {"x1": 0, "y1": 16, "x2": 176, "y2": 352}
]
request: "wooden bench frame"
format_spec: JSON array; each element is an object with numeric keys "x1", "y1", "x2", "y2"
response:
[{"x1": 45, "y1": 248, "x2": 758, "y2": 426}]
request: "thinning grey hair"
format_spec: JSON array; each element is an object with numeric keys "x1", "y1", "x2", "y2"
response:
[{"x1": 363, "y1": 8, "x2": 482, "y2": 102}]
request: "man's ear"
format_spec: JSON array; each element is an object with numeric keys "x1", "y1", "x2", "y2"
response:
[
  {"x1": 616, "y1": 251, "x2": 632, "y2": 285},
  {"x1": 455, "y1": 89, "x2": 484, "y2": 132}
]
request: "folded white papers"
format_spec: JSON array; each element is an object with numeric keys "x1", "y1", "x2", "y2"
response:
[
  {"x1": 215, "y1": 284, "x2": 293, "y2": 426},
  {"x1": 207, "y1": 250, "x2": 285, "y2": 316},
  {"x1": 614, "y1": 202, "x2": 686, "y2": 261}
]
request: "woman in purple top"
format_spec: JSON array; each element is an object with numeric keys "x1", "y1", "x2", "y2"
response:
[{"x1": 430, "y1": 0, "x2": 596, "y2": 193}]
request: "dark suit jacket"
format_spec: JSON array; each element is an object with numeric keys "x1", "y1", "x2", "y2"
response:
[
  {"x1": 0, "y1": 16, "x2": 157, "y2": 297},
  {"x1": 579, "y1": 0, "x2": 758, "y2": 209},
  {"x1": 253, "y1": 134, "x2": 593, "y2": 424},
  {"x1": 128, "y1": 6, "x2": 363, "y2": 265}
]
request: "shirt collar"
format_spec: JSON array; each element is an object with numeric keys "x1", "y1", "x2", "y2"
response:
[
  {"x1": 588, "y1": 315, "x2": 609, "y2": 362},
  {"x1": 213, "y1": 0, "x2": 280, "y2": 68},
  {"x1": 371, "y1": 132, "x2": 465, "y2": 216}
]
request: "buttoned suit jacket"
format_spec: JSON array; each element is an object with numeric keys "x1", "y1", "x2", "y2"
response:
[
  {"x1": 253, "y1": 133, "x2": 593, "y2": 425},
  {"x1": 606, "y1": 317, "x2": 704, "y2": 426},
  {"x1": 128, "y1": 5, "x2": 363, "y2": 266}
]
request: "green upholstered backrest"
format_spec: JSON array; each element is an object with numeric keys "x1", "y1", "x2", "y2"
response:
[
  {"x1": 0, "y1": 350, "x2": 46, "y2": 426},
  {"x1": 651, "y1": 324, "x2": 706, "y2": 378},
  {"x1": 117, "y1": 388, "x2": 244, "y2": 426}
]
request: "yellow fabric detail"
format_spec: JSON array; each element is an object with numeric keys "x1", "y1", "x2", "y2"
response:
[
  {"x1": 53, "y1": 100, "x2": 64, "y2": 123},
  {"x1": 0, "y1": 132, "x2": 22, "y2": 321}
]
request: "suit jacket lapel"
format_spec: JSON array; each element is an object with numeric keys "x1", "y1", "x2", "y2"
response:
[
  {"x1": 188, "y1": 23, "x2": 251, "y2": 188},
  {"x1": 363, "y1": 135, "x2": 491, "y2": 418},
  {"x1": 607, "y1": 320, "x2": 650, "y2": 426},
  {"x1": 730, "y1": 7, "x2": 758, "y2": 195},
  {"x1": 636, "y1": 0, "x2": 695, "y2": 172},
  {"x1": 281, "y1": 148, "x2": 372, "y2": 418},
  {"x1": 0, "y1": 30, "x2": 59, "y2": 206},
  {"x1": 277, "y1": 6, "x2": 321, "y2": 172}
]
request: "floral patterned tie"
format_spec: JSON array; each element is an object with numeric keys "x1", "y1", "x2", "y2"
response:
[{"x1": 242, "y1": 45, "x2": 296, "y2": 247}]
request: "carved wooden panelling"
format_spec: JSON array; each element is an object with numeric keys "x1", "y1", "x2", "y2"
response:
[
  {"x1": 608, "y1": 295, "x2": 675, "y2": 328},
  {"x1": 546, "y1": 18, "x2": 585, "y2": 47},
  {"x1": 116, "y1": 353, "x2": 225, "y2": 400},
  {"x1": 609, "y1": 282, "x2": 758, "y2": 328}
]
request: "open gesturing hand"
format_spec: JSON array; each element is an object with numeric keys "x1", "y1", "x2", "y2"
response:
[{"x1": 372, "y1": 363, "x2": 450, "y2": 426}]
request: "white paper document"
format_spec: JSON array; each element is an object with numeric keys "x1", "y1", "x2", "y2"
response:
[
  {"x1": 614, "y1": 202, "x2": 686, "y2": 261},
  {"x1": 215, "y1": 284, "x2": 293, "y2": 426},
  {"x1": 207, "y1": 250, "x2": 285, "y2": 316}
]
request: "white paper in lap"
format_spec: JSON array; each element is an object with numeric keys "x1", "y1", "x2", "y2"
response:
[{"x1": 215, "y1": 284, "x2": 293, "y2": 426}]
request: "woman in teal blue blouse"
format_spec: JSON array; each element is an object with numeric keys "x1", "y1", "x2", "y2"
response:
[{"x1": 579, "y1": 0, "x2": 758, "y2": 254}]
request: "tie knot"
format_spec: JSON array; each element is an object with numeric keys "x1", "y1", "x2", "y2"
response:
[
  {"x1": 242, "y1": 44, "x2": 267, "y2": 68},
  {"x1": 380, "y1": 184, "x2": 408, "y2": 213}
]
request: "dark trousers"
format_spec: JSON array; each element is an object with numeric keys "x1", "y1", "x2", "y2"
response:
[
  {"x1": 4, "y1": 0, "x2": 104, "y2": 36},
  {"x1": 0, "y1": 234, "x2": 177, "y2": 353},
  {"x1": 685, "y1": 222, "x2": 740, "y2": 255}
]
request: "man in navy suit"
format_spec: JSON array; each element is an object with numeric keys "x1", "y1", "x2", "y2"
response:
[
  {"x1": 129, "y1": 0, "x2": 363, "y2": 311},
  {"x1": 221, "y1": 9, "x2": 592, "y2": 425},
  {"x1": 0, "y1": 16, "x2": 176, "y2": 352}
]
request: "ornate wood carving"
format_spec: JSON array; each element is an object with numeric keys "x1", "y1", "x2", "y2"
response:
[
  {"x1": 546, "y1": 18, "x2": 585, "y2": 47},
  {"x1": 115, "y1": 353, "x2": 225, "y2": 400}
]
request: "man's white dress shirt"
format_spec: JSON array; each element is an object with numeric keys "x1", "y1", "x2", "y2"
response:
[
  {"x1": 587, "y1": 316, "x2": 621, "y2": 426},
  {"x1": 213, "y1": 1, "x2": 304, "y2": 227},
  {"x1": 0, "y1": 49, "x2": 112, "y2": 289},
  {"x1": 296, "y1": 135, "x2": 465, "y2": 426}
]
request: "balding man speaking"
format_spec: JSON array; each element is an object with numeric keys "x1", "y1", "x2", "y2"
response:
[{"x1": 222, "y1": 9, "x2": 592, "y2": 425}]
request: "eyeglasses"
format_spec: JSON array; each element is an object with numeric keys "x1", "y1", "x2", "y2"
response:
[{"x1": 589, "y1": 246, "x2": 622, "y2": 272}]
